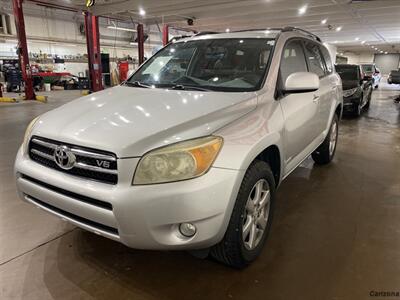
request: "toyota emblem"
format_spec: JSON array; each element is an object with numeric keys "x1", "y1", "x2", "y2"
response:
[{"x1": 54, "y1": 145, "x2": 76, "y2": 170}]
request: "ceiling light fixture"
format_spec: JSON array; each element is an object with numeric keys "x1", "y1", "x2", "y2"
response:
[
  {"x1": 385, "y1": 51, "x2": 388, "y2": 54},
  {"x1": 355, "y1": 37, "x2": 360, "y2": 41},
  {"x1": 225, "y1": 28, "x2": 230, "y2": 32},
  {"x1": 336, "y1": 26, "x2": 342, "y2": 32},
  {"x1": 107, "y1": 25, "x2": 136, "y2": 32},
  {"x1": 139, "y1": 8, "x2": 146, "y2": 16},
  {"x1": 321, "y1": 19, "x2": 327, "y2": 24},
  {"x1": 298, "y1": 5, "x2": 307, "y2": 15},
  {"x1": 361, "y1": 41, "x2": 366, "y2": 44}
]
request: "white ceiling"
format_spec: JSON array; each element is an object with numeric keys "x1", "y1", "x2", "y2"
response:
[{"x1": 24, "y1": 0, "x2": 400, "y2": 53}]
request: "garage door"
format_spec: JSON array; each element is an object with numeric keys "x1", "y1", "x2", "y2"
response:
[{"x1": 374, "y1": 54, "x2": 400, "y2": 75}]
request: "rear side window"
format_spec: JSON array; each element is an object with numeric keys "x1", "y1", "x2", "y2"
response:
[
  {"x1": 304, "y1": 41, "x2": 326, "y2": 78},
  {"x1": 320, "y1": 46, "x2": 333, "y2": 74},
  {"x1": 280, "y1": 40, "x2": 308, "y2": 84}
]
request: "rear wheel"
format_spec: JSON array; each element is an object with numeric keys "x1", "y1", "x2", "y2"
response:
[
  {"x1": 210, "y1": 160, "x2": 275, "y2": 269},
  {"x1": 365, "y1": 89, "x2": 372, "y2": 109},
  {"x1": 312, "y1": 114, "x2": 339, "y2": 165},
  {"x1": 354, "y1": 96, "x2": 363, "y2": 117}
]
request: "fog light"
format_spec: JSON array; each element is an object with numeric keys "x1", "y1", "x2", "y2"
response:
[{"x1": 179, "y1": 222, "x2": 196, "y2": 237}]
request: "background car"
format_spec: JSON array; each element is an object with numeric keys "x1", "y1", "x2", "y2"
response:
[
  {"x1": 388, "y1": 69, "x2": 400, "y2": 84},
  {"x1": 361, "y1": 63, "x2": 381, "y2": 89},
  {"x1": 335, "y1": 64, "x2": 373, "y2": 116}
]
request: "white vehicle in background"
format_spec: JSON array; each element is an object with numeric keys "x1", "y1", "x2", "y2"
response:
[
  {"x1": 15, "y1": 27, "x2": 342, "y2": 268},
  {"x1": 361, "y1": 63, "x2": 381, "y2": 89}
]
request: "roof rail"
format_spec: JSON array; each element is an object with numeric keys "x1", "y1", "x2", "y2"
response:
[
  {"x1": 282, "y1": 27, "x2": 322, "y2": 42},
  {"x1": 194, "y1": 31, "x2": 220, "y2": 36},
  {"x1": 232, "y1": 28, "x2": 283, "y2": 33}
]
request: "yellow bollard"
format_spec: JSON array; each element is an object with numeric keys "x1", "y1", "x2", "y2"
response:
[
  {"x1": 35, "y1": 95, "x2": 48, "y2": 103},
  {"x1": 0, "y1": 97, "x2": 17, "y2": 103}
]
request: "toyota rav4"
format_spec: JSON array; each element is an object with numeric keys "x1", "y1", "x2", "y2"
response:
[{"x1": 15, "y1": 27, "x2": 343, "y2": 268}]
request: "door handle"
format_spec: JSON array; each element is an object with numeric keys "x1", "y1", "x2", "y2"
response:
[{"x1": 313, "y1": 95, "x2": 319, "y2": 102}]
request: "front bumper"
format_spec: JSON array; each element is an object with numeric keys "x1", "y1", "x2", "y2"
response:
[{"x1": 15, "y1": 147, "x2": 244, "y2": 250}]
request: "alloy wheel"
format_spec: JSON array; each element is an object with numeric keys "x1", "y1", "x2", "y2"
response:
[
  {"x1": 242, "y1": 179, "x2": 271, "y2": 250},
  {"x1": 329, "y1": 120, "x2": 338, "y2": 156}
]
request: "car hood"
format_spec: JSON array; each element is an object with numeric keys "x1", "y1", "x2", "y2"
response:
[
  {"x1": 33, "y1": 86, "x2": 258, "y2": 157},
  {"x1": 342, "y1": 80, "x2": 359, "y2": 90}
]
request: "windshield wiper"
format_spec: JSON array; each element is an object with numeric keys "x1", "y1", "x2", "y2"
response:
[
  {"x1": 170, "y1": 84, "x2": 211, "y2": 92},
  {"x1": 124, "y1": 81, "x2": 151, "y2": 88}
]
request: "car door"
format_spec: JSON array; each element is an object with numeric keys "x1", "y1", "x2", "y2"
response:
[
  {"x1": 303, "y1": 41, "x2": 332, "y2": 136},
  {"x1": 278, "y1": 39, "x2": 320, "y2": 172}
]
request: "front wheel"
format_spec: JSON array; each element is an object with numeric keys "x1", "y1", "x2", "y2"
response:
[
  {"x1": 312, "y1": 114, "x2": 339, "y2": 165},
  {"x1": 210, "y1": 160, "x2": 275, "y2": 268}
]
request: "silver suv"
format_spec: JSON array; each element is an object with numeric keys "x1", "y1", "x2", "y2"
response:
[{"x1": 15, "y1": 27, "x2": 343, "y2": 268}]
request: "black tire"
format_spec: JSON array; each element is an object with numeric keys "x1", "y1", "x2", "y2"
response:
[
  {"x1": 354, "y1": 97, "x2": 362, "y2": 117},
  {"x1": 365, "y1": 90, "x2": 372, "y2": 109},
  {"x1": 210, "y1": 160, "x2": 275, "y2": 269},
  {"x1": 311, "y1": 114, "x2": 339, "y2": 165}
]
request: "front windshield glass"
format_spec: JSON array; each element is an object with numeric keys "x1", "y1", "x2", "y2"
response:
[
  {"x1": 335, "y1": 65, "x2": 359, "y2": 81},
  {"x1": 128, "y1": 38, "x2": 275, "y2": 92}
]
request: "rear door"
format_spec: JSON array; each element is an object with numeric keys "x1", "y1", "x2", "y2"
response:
[
  {"x1": 278, "y1": 39, "x2": 320, "y2": 171},
  {"x1": 303, "y1": 41, "x2": 332, "y2": 135}
]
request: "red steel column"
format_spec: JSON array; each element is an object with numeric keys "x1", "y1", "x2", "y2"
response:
[
  {"x1": 12, "y1": 0, "x2": 35, "y2": 100},
  {"x1": 84, "y1": 12, "x2": 103, "y2": 92},
  {"x1": 137, "y1": 24, "x2": 144, "y2": 65},
  {"x1": 162, "y1": 24, "x2": 169, "y2": 46}
]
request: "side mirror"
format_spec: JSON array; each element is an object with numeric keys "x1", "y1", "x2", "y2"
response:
[{"x1": 283, "y1": 72, "x2": 319, "y2": 94}]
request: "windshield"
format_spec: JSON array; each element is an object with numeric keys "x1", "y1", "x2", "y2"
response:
[
  {"x1": 335, "y1": 65, "x2": 359, "y2": 81},
  {"x1": 128, "y1": 38, "x2": 275, "y2": 92}
]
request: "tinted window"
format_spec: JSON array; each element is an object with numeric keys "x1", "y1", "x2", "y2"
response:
[
  {"x1": 361, "y1": 64, "x2": 374, "y2": 73},
  {"x1": 129, "y1": 38, "x2": 275, "y2": 92},
  {"x1": 280, "y1": 40, "x2": 308, "y2": 84},
  {"x1": 320, "y1": 46, "x2": 333, "y2": 74},
  {"x1": 335, "y1": 65, "x2": 359, "y2": 81},
  {"x1": 304, "y1": 41, "x2": 326, "y2": 77}
]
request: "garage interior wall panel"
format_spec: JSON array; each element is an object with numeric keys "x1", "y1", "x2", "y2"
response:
[
  {"x1": 346, "y1": 52, "x2": 375, "y2": 65},
  {"x1": 374, "y1": 54, "x2": 400, "y2": 74}
]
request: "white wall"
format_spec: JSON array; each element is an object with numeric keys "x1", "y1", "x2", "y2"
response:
[
  {"x1": 0, "y1": 5, "x2": 164, "y2": 75},
  {"x1": 343, "y1": 52, "x2": 374, "y2": 64}
]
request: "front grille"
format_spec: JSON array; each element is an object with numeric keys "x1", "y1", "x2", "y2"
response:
[
  {"x1": 29, "y1": 136, "x2": 118, "y2": 185},
  {"x1": 26, "y1": 195, "x2": 119, "y2": 236},
  {"x1": 21, "y1": 174, "x2": 113, "y2": 210}
]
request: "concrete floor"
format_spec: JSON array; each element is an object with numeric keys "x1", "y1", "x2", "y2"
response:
[{"x1": 1, "y1": 84, "x2": 400, "y2": 300}]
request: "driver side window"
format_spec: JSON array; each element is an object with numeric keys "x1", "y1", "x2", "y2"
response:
[{"x1": 280, "y1": 40, "x2": 308, "y2": 85}]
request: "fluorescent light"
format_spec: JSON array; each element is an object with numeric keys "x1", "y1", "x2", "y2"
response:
[
  {"x1": 336, "y1": 26, "x2": 342, "y2": 32},
  {"x1": 139, "y1": 8, "x2": 146, "y2": 16},
  {"x1": 355, "y1": 37, "x2": 359, "y2": 41},
  {"x1": 321, "y1": 19, "x2": 327, "y2": 24},
  {"x1": 225, "y1": 28, "x2": 230, "y2": 32},
  {"x1": 107, "y1": 25, "x2": 136, "y2": 32},
  {"x1": 298, "y1": 5, "x2": 307, "y2": 15}
]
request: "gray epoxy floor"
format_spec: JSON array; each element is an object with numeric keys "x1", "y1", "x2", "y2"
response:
[{"x1": 1, "y1": 85, "x2": 400, "y2": 300}]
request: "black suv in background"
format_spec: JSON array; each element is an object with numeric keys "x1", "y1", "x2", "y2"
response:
[
  {"x1": 388, "y1": 69, "x2": 400, "y2": 84},
  {"x1": 335, "y1": 64, "x2": 373, "y2": 116}
]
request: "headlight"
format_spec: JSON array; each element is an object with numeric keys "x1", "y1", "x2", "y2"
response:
[
  {"x1": 343, "y1": 87, "x2": 358, "y2": 97},
  {"x1": 133, "y1": 136, "x2": 223, "y2": 185},
  {"x1": 22, "y1": 116, "x2": 39, "y2": 153}
]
